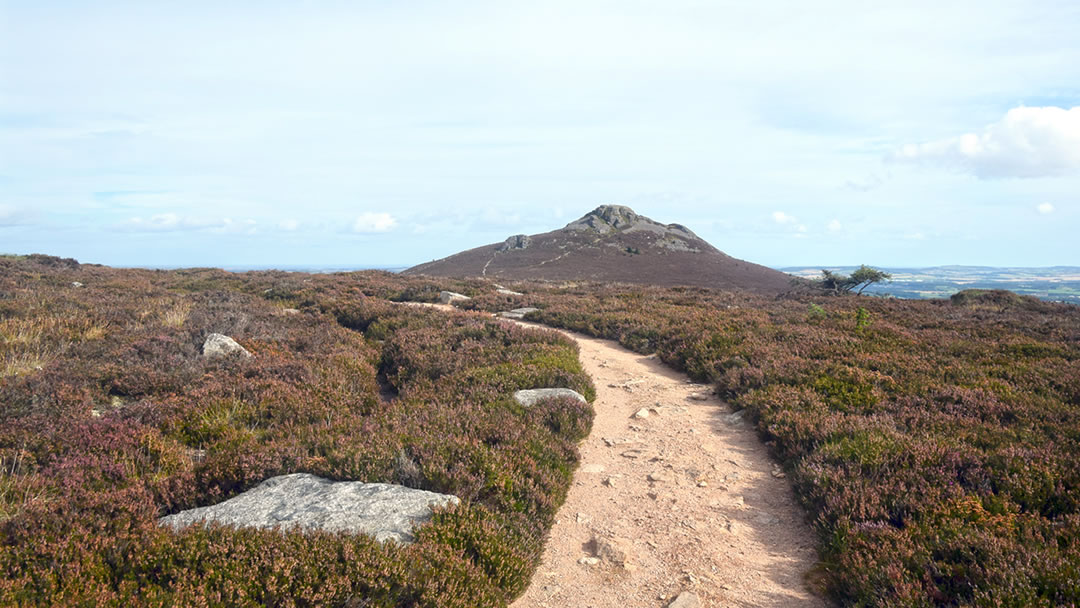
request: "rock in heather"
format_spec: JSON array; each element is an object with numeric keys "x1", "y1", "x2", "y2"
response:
[
  {"x1": 439, "y1": 291, "x2": 471, "y2": 304},
  {"x1": 202, "y1": 333, "x2": 252, "y2": 359},
  {"x1": 498, "y1": 307, "x2": 539, "y2": 319},
  {"x1": 513, "y1": 388, "x2": 587, "y2": 407},
  {"x1": 159, "y1": 473, "x2": 459, "y2": 544}
]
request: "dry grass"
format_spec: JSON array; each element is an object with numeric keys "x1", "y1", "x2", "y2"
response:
[
  {"x1": 1, "y1": 349, "x2": 53, "y2": 377},
  {"x1": 0, "y1": 315, "x2": 107, "y2": 376},
  {"x1": 160, "y1": 300, "x2": 191, "y2": 328},
  {"x1": 0, "y1": 451, "x2": 49, "y2": 524}
]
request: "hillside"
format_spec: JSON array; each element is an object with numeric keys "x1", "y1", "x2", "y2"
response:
[{"x1": 404, "y1": 205, "x2": 793, "y2": 293}]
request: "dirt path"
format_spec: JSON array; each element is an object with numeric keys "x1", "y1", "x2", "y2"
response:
[
  {"x1": 506, "y1": 320, "x2": 826, "y2": 608},
  {"x1": 402, "y1": 303, "x2": 826, "y2": 606}
]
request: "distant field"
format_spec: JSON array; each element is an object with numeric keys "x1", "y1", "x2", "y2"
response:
[{"x1": 783, "y1": 266, "x2": 1080, "y2": 304}]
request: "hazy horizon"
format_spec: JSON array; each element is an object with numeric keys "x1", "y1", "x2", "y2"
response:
[{"x1": 2, "y1": 1, "x2": 1078, "y2": 269}]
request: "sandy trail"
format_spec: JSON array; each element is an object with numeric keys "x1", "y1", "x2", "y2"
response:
[
  {"x1": 506, "y1": 320, "x2": 826, "y2": 608},
  {"x1": 404, "y1": 303, "x2": 825, "y2": 606}
]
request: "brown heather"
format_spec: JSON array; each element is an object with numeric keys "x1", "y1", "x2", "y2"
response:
[
  {"x1": 0, "y1": 256, "x2": 592, "y2": 607},
  {"x1": 461, "y1": 283, "x2": 1080, "y2": 607},
  {"x1": 5, "y1": 254, "x2": 1080, "y2": 606}
]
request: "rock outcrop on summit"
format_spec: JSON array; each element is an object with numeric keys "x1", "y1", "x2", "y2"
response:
[{"x1": 404, "y1": 205, "x2": 793, "y2": 292}]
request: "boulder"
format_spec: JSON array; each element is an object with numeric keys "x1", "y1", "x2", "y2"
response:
[
  {"x1": 497, "y1": 307, "x2": 539, "y2": 319},
  {"x1": 202, "y1": 333, "x2": 252, "y2": 359},
  {"x1": 159, "y1": 473, "x2": 459, "y2": 544},
  {"x1": 439, "y1": 291, "x2": 471, "y2": 304},
  {"x1": 513, "y1": 388, "x2": 587, "y2": 407},
  {"x1": 496, "y1": 288, "x2": 524, "y2": 296}
]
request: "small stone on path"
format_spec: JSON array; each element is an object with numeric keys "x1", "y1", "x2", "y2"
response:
[{"x1": 667, "y1": 591, "x2": 701, "y2": 608}]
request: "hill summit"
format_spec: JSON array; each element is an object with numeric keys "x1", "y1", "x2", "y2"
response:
[{"x1": 404, "y1": 205, "x2": 793, "y2": 292}]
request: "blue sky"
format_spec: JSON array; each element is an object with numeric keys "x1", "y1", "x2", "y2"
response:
[{"x1": 2, "y1": 0, "x2": 1079, "y2": 269}]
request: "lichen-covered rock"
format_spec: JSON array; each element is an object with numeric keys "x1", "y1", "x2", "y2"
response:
[
  {"x1": 202, "y1": 333, "x2": 251, "y2": 359},
  {"x1": 158, "y1": 473, "x2": 459, "y2": 544},
  {"x1": 439, "y1": 291, "x2": 471, "y2": 304},
  {"x1": 513, "y1": 388, "x2": 587, "y2": 407},
  {"x1": 496, "y1": 288, "x2": 524, "y2": 296}
]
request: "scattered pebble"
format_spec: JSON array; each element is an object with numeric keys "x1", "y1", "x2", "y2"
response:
[
  {"x1": 648, "y1": 470, "x2": 671, "y2": 483},
  {"x1": 667, "y1": 591, "x2": 701, "y2": 608},
  {"x1": 578, "y1": 557, "x2": 600, "y2": 566}
]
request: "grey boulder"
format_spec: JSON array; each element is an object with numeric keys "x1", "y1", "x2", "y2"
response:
[
  {"x1": 439, "y1": 291, "x2": 471, "y2": 304},
  {"x1": 159, "y1": 473, "x2": 459, "y2": 544},
  {"x1": 202, "y1": 333, "x2": 252, "y2": 359},
  {"x1": 498, "y1": 307, "x2": 539, "y2": 319},
  {"x1": 513, "y1": 388, "x2": 587, "y2": 408}
]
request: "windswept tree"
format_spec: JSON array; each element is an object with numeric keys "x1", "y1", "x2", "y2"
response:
[{"x1": 814, "y1": 265, "x2": 891, "y2": 295}]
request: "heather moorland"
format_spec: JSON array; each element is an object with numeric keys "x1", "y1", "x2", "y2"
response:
[{"x1": 2, "y1": 255, "x2": 1079, "y2": 606}]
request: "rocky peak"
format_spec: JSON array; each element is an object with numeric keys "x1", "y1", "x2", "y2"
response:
[
  {"x1": 566, "y1": 205, "x2": 644, "y2": 234},
  {"x1": 565, "y1": 205, "x2": 702, "y2": 242}
]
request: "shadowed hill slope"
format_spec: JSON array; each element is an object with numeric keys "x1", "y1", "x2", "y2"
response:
[{"x1": 404, "y1": 205, "x2": 793, "y2": 292}]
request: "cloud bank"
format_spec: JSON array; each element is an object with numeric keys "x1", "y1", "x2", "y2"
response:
[
  {"x1": 892, "y1": 106, "x2": 1080, "y2": 179},
  {"x1": 352, "y1": 213, "x2": 397, "y2": 234}
]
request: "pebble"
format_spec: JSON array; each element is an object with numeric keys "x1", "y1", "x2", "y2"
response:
[
  {"x1": 667, "y1": 591, "x2": 701, "y2": 608},
  {"x1": 633, "y1": 408, "x2": 650, "y2": 419},
  {"x1": 648, "y1": 470, "x2": 671, "y2": 483},
  {"x1": 755, "y1": 513, "x2": 780, "y2": 525},
  {"x1": 578, "y1": 557, "x2": 600, "y2": 566}
]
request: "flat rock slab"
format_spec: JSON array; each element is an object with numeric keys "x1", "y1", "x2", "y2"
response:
[
  {"x1": 159, "y1": 473, "x2": 459, "y2": 544},
  {"x1": 513, "y1": 388, "x2": 587, "y2": 408},
  {"x1": 439, "y1": 291, "x2": 470, "y2": 304},
  {"x1": 498, "y1": 307, "x2": 540, "y2": 319}
]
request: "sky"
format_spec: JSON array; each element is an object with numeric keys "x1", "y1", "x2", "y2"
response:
[{"x1": 2, "y1": 1, "x2": 1079, "y2": 269}]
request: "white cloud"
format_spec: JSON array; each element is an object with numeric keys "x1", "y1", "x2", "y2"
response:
[
  {"x1": 352, "y1": 212, "x2": 397, "y2": 233},
  {"x1": 771, "y1": 211, "x2": 797, "y2": 224},
  {"x1": 892, "y1": 106, "x2": 1080, "y2": 179},
  {"x1": 827, "y1": 219, "x2": 843, "y2": 232},
  {"x1": 1037, "y1": 202, "x2": 1055, "y2": 214},
  {"x1": 116, "y1": 213, "x2": 256, "y2": 233},
  {"x1": 278, "y1": 219, "x2": 300, "y2": 231},
  {"x1": 0, "y1": 204, "x2": 31, "y2": 227}
]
